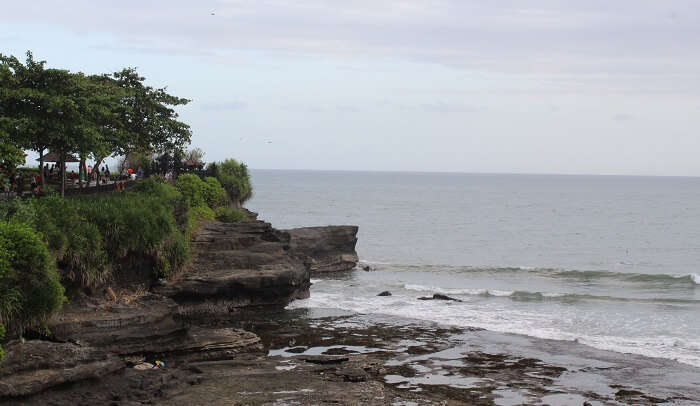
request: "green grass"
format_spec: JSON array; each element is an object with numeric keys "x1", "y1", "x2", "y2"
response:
[{"x1": 215, "y1": 206, "x2": 248, "y2": 223}]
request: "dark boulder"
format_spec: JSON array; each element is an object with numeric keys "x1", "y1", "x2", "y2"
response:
[
  {"x1": 377, "y1": 291, "x2": 392, "y2": 296},
  {"x1": 418, "y1": 293, "x2": 463, "y2": 302},
  {"x1": 297, "y1": 355, "x2": 350, "y2": 364}
]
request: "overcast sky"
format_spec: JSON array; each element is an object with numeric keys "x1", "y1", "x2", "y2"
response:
[{"x1": 3, "y1": 1, "x2": 700, "y2": 175}]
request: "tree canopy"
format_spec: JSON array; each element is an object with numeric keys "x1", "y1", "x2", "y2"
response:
[{"x1": 0, "y1": 51, "x2": 192, "y2": 194}]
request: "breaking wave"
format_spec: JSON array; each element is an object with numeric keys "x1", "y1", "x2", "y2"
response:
[
  {"x1": 402, "y1": 284, "x2": 700, "y2": 305},
  {"x1": 362, "y1": 261, "x2": 700, "y2": 287}
]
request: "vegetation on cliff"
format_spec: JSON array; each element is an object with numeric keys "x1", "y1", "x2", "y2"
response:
[
  {"x1": 208, "y1": 159, "x2": 253, "y2": 206},
  {"x1": 0, "y1": 219, "x2": 65, "y2": 356},
  {"x1": 0, "y1": 50, "x2": 254, "y2": 360},
  {"x1": 0, "y1": 173, "x2": 249, "y2": 347}
]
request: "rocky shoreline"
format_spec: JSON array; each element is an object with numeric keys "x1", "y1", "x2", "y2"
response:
[
  {"x1": 2, "y1": 213, "x2": 699, "y2": 405},
  {"x1": 0, "y1": 212, "x2": 359, "y2": 404}
]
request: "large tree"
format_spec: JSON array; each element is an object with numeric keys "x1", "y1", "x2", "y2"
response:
[
  {"x1": 112, "y1": 68, "x2": 191, "y2": 157},
  {"x1": 0, "y1": 52, "x2": 54, "y2": 187},
  {"x1": 1, "y1": 53, "x2": 193, "y2": 196}
]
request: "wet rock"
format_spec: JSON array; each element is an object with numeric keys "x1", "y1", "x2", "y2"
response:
[
  {"x1": 418, "y1": 293, "x2": 463, "y2": 302},
  {"x1": 297, "y1": 355, "x2": 350, "y2": 364},
  {"x1": 377, "y1": 291, "x2": 392, "y2": 296},
  {"x1": 362, "y1": 265, "x2": 374, "y2": 272},
  {"x1": 334, "y1": 367, "x2": 368, "y2": 382},
  {"x1": 285, "y1": 226, "x2": 359, "y2": 273}
]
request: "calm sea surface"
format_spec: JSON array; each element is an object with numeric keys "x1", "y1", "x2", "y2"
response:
[{"x1": 247, "y1": 170, "x2": 700, "y2": 367}]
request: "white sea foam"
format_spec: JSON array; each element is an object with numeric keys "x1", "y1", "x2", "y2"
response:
[
  {"x1": 287, "y1": 291, "x2": 700, "y2": 368},
  {"x1": 487, "y1": 290, "x2": 515, "y2": 297},
  {"x1": 403, "y1": 284, "x2": 489, "y2": 296},
  {"x1": 691, "y1": 274, "x2": 700, "y2": 285}
]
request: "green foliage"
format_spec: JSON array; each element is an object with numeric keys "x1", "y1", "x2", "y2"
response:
[
  {"x1": 1, "y1": 51, "x2": 192, "y2": 195},
  {"x1": 156, "y1": 232, "x2": 189, "y2": 278},
  {"x1": 112, "y1": 68, "x2": 191, "y2": 155},
  {"x1": 184, "y1": 148, "x2": 205, "y2": 165},
  {"x1": 203, "y1": 177, "x2": 228, "y2": 208},
  {"x1": 0, "y1": 178, "x2": 192, "y2": 288},
  {"x1": 176, "y1": 174, "x2": 227, "y2": 209},
  {"x1": 213, "y1": 159, "x2": 253, "y2": 205},
  {"x1": 0, "y1": 220, "x2": 65, "y2": 333},
  {"x1": 185, "y1": 205, "x2": 215, "y2": 239},
  {"x1": 189, "y1": 204, "x2": 215, "y2": 222},
  {"x1": 30, "y1": 197, "x2": 109, "y2": 287},
  {"x1": 0, "y1": 135, "x2": 25, "y2": 173},
  {"x1": 131, "y1": 177, "x2": 182, "y2": 204},
  {"x1": 176, "y1": 174, "x2": 206, "y2": 207},
  {"x1": 215, "y1": 206, "x2": 248, "y2": 223}
]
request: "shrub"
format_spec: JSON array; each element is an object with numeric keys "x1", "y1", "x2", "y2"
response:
[
  {"x1": 213, "y1": 159, "x2": 252, "y2": 206},
  {"x1": 32, "y1": 197, "x2": 109, "y2": 287},
  {"x1": 202, "y1": 177, "x2": 228, "y2": 208},
  {"x1": 176, "y1": 173, "x2": 207, "y2": 208},
  {"x1": 0, "y1": 197, "x2": 36, "y2": 226},
  {"x1": 215, "y1": 206, "x2": 248, "y2": 223},
  {"x1": 156, "y1": 232, "x2": 189, "y2": 278},
  {"x1": 131, "y1": 177, "x2": 182, "y2": 205},
  {"x1": 0, "y1": 221, "x2": 65, "y2": 334},
  {"x1": 0, "y1": 179, "x2": 192, "y2": 288}
]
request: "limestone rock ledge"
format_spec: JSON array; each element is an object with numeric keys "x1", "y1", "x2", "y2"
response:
[
  {"x1": 0, "y1": 341, "x2": 124, "y2": 398},
  {"x1": 49, "y1": 294, "x2": 186, "y2": 355},
  {"x1": 154, "y1": 220, "x2": 310, "y2": 320},
  {"x1": 285, "y1": 226, "x2": 359, "y2": 273}
]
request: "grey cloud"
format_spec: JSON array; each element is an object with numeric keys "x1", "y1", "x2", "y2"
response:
[{"x1": 3, "y1": 0, "x2": 700, "y2": 81}]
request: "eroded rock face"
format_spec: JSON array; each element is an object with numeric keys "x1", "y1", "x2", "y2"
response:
[
  {"x1": 155, "y1": 220, "x2": 310, "y2": 320},
  {"x1": 285, "y1": 226, "x2": 359, "y2": 273},
  {"x1": 153, "y1": 327, "x2": 263, "y2": 364},
  {"x1": 49, "y1": 294, "x2": 187, "y2": 355},
  {"x1": 0, "y1": 341, "x2": 124, "y2": 398}
]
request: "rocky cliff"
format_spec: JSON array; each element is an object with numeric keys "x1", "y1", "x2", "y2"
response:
[
  {"x1": 0, "y1": 215, "x2": 359, "y2": 402},
  {"x1": 285, "y1": 226, "x2": 359, "y2": 273},
  {"x1": 155, "y1": 220, "x2": 311, "y2": 321}
]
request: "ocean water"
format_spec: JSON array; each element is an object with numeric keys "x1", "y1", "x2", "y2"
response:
[{"x1": 247, "y1": 170, "x2": 700, "y2": 367}]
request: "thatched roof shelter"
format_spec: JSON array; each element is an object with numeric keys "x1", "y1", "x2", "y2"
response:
[{"x1": 36, "y1": 152, "x2": 80, "y2": 163}]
